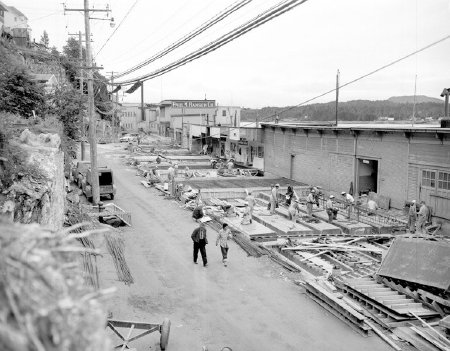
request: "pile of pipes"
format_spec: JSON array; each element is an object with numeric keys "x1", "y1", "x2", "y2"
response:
[{"x1": 0, "y1": 220, "x2": 112, "y2": 351}]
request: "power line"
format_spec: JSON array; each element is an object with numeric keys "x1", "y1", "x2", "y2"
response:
[
  {"x1": 271, "y1": 34, "x2": 450, "y2": 122},
  {"x1": 95, "y1": 0, "x2": 140, "y2": 57},
  {"x1": 184, "y1": 33, "x2": 450, "y2": 143},
  {"x1": 115, "y1": 0, "x2": 253, "y2": 78},
  {"x1": 114, "y1": 0, "x2": 308, "y2": 86}
]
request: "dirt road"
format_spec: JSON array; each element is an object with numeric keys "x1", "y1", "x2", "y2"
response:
[{"x1": 96, "y1": 143, "x2": 390, "y2": 351}]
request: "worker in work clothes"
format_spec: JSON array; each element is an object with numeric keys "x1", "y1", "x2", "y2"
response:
[
  {"x1": 191, "y1": 222, "x2": 208, "y2": 266},
  {"x1": 407, "y1": 200, "x2": 417, "y2": 233},
  {"x1": 270, "y1": 184, "x2": 280, "y2": 214},
  {"x1": 367, "y1": 198, "x2": 378, "y2": 215},
  {"x1": 216, "y1": 223, "x2": 233, "y2": 267},
  {"x1": 306, "y1": 188, "x2": 316, "y2": 217},
  {"x1": 288, "y1": 199, "x2": 301, "y2": 229},
  {"x1": 341, "y1": 192, "x2": 355, "y2": 218},
  {"x1": 416, "y1": 201, "x2": 429, "y2": 236},
  {"x1": 326, "y1": 195, "x2": 338, "y2": 223},
  {"x1": 245, "y1": 190, "x2": 255, "y2": 223}
]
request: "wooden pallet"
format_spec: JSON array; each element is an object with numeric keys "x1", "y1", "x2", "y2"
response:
[
  {"x1": 304, "y1": 281, "x2": 373, "y2": 337},
  {"x1": 343, "y1": 278, "x2": 439, "y2": 319}
]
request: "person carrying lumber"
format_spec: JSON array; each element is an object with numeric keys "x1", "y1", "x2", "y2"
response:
[
  {"x1": 270, "y1": 184, "x2": 279, "y2": 215},
  {"x1": 407, "y1": 200, "x2": 417, "y2": 233},
  {"x1": 306, "y1": 188, "x2": 315, "y2": 217},
  {"x1": 326, "y1": 195, "x2": 338, "y2": 223},
  {"x1": 216, "y1": 223, "x2": 233, "y2": 267},
  {"x1": 245, "y1": 190, "x2": 255, "y2": 222},
  {"x1": 416, "y1": 201, "x2": 430, "y2": 235},
  {"x1": 191, "y1": 222, "x2": 208, "y2": 266},
  {"x1": 288, "y1": 199, "x2": 301, "y2": 229}
]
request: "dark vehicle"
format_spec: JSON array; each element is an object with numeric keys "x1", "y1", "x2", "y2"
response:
[
  {"x1": 82, "y1": 168, "x2": 116, "y2": 202},
  {"x1": 72, "y1": 161, "x2": 91, "y2": 188}
]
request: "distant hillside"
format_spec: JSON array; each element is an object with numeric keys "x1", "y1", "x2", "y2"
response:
[
  {"x1": 388, "y1": 95, "x2": 443, "y2": 104},
  {"x1": 241, "y1": 96, "x2": 444, "y2": 122}
]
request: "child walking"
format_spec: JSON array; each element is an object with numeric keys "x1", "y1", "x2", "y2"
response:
[{"x1": 216, "y1": 223, "x2": 233, "y2": 267}]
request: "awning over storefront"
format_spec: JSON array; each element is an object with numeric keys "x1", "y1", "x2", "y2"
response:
[
  {"x1": 190, "y1": 125, "x2": 206, "y2": 137},
  {"x1": 210, "y1": 127, "x2": 221, "y2": 138}
]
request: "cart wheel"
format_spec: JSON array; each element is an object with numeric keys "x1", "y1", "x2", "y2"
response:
[{"x1": 159, "y1": 318, "x2": 171, "y2": 350}]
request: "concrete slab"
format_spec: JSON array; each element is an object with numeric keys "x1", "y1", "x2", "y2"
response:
[
  {"x1": 223, "y1": 215, "x2": 275, "y2": 240},
  {"x1": 313, "y1": 210, "x2": 373, "y2": 235},
  {"x1": 252, "y1": 212, "x2": 313, "y2": 237},
  {"x1": 275, "y1": 207, "x2": 342, "y2": 235}
]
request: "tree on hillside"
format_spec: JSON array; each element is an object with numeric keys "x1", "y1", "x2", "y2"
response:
[
  {"x1": 40, "y1": 30, "x2": 50, "y2": 48},
  {"x1": 47, "y1": 84, "x2": 86, "y2": 141},
  {"x1": 0, "y1": 45, "x2": 46, "y2": 117},
  {"x1": 63, "y1": 37, "x2": 86, "y2": 61}
]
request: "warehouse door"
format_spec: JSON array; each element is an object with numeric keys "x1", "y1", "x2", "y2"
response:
[
  {"x1": 420, "y1": 169, "x2": 450, "y2": 220},
  {"x1": 357, "y1": 158, "x2": 378, "y2": 195}
]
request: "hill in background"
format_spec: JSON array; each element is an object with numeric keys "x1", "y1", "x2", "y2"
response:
[
  {"x1": 241, "y1": 96, "x2": 445, "y2": 123},
  {"x1": 388, "y1": 95, "x2": 443, "y2": 104}
]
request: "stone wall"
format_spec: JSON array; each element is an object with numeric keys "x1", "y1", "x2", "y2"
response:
[{"x1": 1, "y1": 129, "x2": 65, "y2": 230}]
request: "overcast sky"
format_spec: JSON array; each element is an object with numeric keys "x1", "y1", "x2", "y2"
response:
[{"x1": 9, "y1": 0, "x2": 450, "y2": 108}]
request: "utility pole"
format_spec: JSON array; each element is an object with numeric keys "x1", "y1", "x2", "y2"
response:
[
  {"x1": 64, "y1": 1, "x2": 110, "y2": 205},
  {"x1": 335, "y1": 69, "x2": 340, "y2": 126},
  {"x1": 106, "y1": 71, "x2": 120, "y2": 142},
  {"x1": 141, "y1": 81, "x2": 145, "y2": 126},
  {"x1": 69, "y1": 31, "x2": 86, "y2": 159}
]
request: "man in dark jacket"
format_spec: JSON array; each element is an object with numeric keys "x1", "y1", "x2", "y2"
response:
[{"x1": 191, "y1": 222, "x2": 208, "y2": 266}]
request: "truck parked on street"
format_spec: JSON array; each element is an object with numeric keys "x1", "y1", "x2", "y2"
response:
[{"x1": 82, "y1": 168, "x2": 116, "y2": 202}]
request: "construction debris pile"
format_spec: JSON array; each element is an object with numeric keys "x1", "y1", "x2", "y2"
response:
[{"x1": 0, "y1": 220, "x2": 111, "y2": 351}]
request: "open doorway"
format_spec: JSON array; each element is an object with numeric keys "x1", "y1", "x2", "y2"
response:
[{"x1": 357, "y1": 158, "x2": 378, "y2": 195}]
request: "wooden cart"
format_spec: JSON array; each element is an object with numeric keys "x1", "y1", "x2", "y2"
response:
[{"x1": 107, "y1": 318, "x2": 170, "y2": 350}]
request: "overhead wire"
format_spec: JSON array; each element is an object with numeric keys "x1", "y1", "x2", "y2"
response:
[
  {"x1": 178, "y1": 33, "x2": 450, "y2": 143},
  {"x1": 95, "y1": 0, "x2": 140, "y2": 57},
  {"x1": 103, "y1": 0, "x2": 216, "y2": 66},
  {"x1": 115, "y1": 0, "x2": 253, "y2": 78},
  {"x1": 113, "y1": 0, "x2": 309, "y2": 86}
]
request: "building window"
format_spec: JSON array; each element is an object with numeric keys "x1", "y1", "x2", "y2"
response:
[
  {"x1": 222, "y1": 110, "x2": 226, "y2": 117},
  {"x1": 438, "y1": 171, "x2": 450, "y2": 190},
  {"x1": 422, "y1": 170, "x2": 436, "y2": 188}
]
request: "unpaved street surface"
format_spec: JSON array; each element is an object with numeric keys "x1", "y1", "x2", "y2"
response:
[{"x1": 96, "y1": 144, "x2": 390, "y2": 351}]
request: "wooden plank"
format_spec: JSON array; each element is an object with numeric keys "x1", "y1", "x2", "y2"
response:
[
  {"x1": 382, "y1": 299, "x2": 415, "y2": 305},
  {"x1": 410, "y1": 326, "x2": 450, "y2": 351},
  {"x1": 364, "y1": 320, "x2": 402, "y2": 351}
]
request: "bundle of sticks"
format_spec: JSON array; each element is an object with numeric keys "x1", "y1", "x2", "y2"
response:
[
  {"x1": 0, "y1": 220, "x2": 112, "y2": 351},
  {"x1": 104, "y1": 232, "x2": 134, "y2": 285}
]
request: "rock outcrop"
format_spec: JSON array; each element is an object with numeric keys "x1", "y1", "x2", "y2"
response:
[{"x1": 1, "y1": 129, "x2": 65, "y2": 230}]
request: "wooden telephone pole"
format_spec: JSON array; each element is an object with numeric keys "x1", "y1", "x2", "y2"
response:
[{"x1": 64, "y1": 1, "x2": 110, "y2": 205}]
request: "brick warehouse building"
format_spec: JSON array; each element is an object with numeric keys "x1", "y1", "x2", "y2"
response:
[{"x1": 262, "y1": 122, "x2": 450, "y2": 222}]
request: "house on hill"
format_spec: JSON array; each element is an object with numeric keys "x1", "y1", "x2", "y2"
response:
[
  {"x1": 0, "y1": 2, "x2": 30, "y2": 46},
  {"x1": 30, "y1": 74, "x2": 58, "y2": 94}
]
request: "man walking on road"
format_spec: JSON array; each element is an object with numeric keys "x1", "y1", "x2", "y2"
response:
[
  {"x1": 191, "y1": 222, "x2": 208, "y2": 266},
  {"x1": 216, "y1": 223, "x2": 233, "y2": 266}
]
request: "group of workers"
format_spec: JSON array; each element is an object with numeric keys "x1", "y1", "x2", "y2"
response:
[{"x1": 407, "y1": 199, "x2": 431, "y2": 235}]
